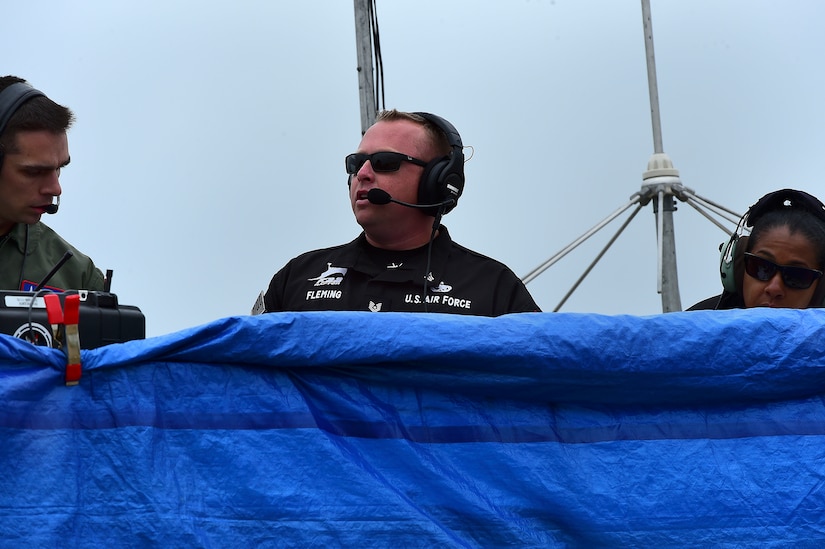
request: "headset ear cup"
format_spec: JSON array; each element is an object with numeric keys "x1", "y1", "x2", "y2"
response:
[
  {"x1": 732, "y1": 235, "x2": 748, "y2": 294},
  {"x1": 721, "y1": 235, "x2": 750, "y2": 295},
  {"x1": 413, "y1": 112, "x2": 465, "y2": 217},
  {"x1": 417, "y1": 155, "x2": 463, "y2": 216},
  {"x1": 719, "y1": 235, "x2": 739, "y2": 293},
  {"x1": 417, "y1": 157, "x2": 447, "y2": 211}
]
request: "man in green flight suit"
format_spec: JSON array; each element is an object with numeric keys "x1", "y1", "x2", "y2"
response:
[{"x1": 0, "y1": 75, "x2": 103, "y2": 292}]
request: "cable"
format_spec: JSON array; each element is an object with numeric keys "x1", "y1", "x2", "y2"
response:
[
  {"x1": 368, "y1": 0, "x2": 385, "y2": 112},
  {"x1": 18, "y1": 224, "x2": 29, "y2": 290},
  {"x1": 555, "y1": 204, "x2": 643, "y2": 311},
  {"x1": 422, "y1": 206, "x2": 447, "y2": 313},
  {"x1": 25, "y1": 288, "x2": 56, "y2": 346}
]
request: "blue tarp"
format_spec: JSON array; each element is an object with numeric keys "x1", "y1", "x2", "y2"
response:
[{"x1": 2, "y1": 309, "x2": 825, "y2": 547}]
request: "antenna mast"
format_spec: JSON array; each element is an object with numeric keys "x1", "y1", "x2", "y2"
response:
[
  {"x1": 640, "y1": 0, "x2": 682, "y2": 312},
  {"x1": 521, "y1": 1, "x2": 745, "y2": 312}
]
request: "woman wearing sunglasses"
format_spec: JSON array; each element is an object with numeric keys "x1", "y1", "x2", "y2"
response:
[{"x1": 689, "y1": 189, "x2": 825, "y2": 310}]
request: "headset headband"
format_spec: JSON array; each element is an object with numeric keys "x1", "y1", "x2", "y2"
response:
[
  {"x1": 414, "y1": 112, "x2": 464, "y2": 154},
  {"x1": 746, "y1": 188, "x2": 825, "y2": 228},
  {"x1": 0, "y1": 82, "x2": 46, "y2": 138}
]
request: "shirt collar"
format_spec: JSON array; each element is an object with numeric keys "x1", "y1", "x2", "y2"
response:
[{"x1": 342, "y1": 225, "x2": 453, "y2": 280}]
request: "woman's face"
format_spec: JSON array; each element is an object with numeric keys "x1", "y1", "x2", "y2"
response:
[{"x1": 742, "y1": 225, "x2": 822, "y2": 308}]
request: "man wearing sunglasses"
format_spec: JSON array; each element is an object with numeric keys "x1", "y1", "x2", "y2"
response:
[
  {"x1": 257, "y1": 110, "x2": 539, "y2": 316},
  {"x1": 689, "y1": 188, "x2": 825, "y2": 310}
]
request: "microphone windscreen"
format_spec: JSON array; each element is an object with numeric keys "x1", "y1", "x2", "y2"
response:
[
  {"x1": 367, "y1": 188, "x2": 392, "y2": 205},
  {"x1": 44, "y1": 196, "x2": 60, "y2": 214}
]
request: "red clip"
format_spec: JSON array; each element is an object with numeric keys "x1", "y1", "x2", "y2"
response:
[
  {"x1": 44, "y1": 294, "x2": 63, "y2": 324},
  {"x1": 43, "y1": 294, "x2": 65, "y2": 347},
  {"x1": 63, "y1": 294, "x2": 82, "y2": 386},
  {"x1": 63, "y1": 294, "x2": 80, "y2": 325}
]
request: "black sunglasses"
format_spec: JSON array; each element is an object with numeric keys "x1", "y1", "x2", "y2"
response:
[
  {"x1": 743, "y1": 252, "x2": 823, "y2": 290},
  {"x1": 345, "y1": 152, "x2": 427, "y2": 175}
]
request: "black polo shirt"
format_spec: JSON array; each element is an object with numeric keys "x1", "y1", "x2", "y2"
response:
[{"x1": 264, "y1": 226, "x2": 540, "y2": 316}]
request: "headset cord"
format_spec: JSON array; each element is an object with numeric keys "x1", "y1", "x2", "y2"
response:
[
  {"x1": 18, "y1": 224, "x2": 29, "y2": 290},
  {"x1": 422, "y1": 206, "x2": 447, "y2": 313}
]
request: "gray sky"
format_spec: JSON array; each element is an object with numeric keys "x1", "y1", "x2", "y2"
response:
[{"x1": 4, "y1": 1, "x2": 824, "y2": 337}]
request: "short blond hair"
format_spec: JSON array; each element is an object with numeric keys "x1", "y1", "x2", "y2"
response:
[{"x1": 375, "y1": 109, "x2": 450, "y2": 159}]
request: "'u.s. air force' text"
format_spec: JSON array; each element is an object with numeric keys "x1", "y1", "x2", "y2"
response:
[
  {"x1": 405, "y1": 294, "x2": 471, "y2": 309},
  {"x1": 305, "y1": 290, "x2": 472, "y2": 309}
]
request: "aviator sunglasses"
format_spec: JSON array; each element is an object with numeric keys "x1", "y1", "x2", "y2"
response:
[
  {"x1": 345, "y1": 152, "x2": 427, "y2": 174},
  {"x1": 743, "y1": 252, "x2": 823, "y2": 290}
]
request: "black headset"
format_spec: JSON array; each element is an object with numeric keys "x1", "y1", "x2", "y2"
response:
[
  {"x1": 720, "y1": 188, "x2": 825, "y2": 295},
  {"x1": 413, "y1": 112, "x2": 465, "y2": 216},
  {"x1": 0, "y1": 82, "x2": 46, "y2": 170}
]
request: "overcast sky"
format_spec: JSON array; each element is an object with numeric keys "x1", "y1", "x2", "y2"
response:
[{"x1": 4, "y1": 1, "x2": 824, "y2": 337}]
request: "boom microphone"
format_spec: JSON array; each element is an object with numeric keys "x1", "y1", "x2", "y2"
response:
[
  {"x1": 44, "y1": 196, "x2": 60, "y2": 215},
  {"x1": 366, "y1": 188, "x2": 392, "y2": 205},
  {"x1": 366, "y1": 188, "x2": 455, "y2": 209}
]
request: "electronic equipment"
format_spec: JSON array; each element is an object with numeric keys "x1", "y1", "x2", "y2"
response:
[{"x1": 0, "y1": 290, "x2": 145, "y2": 349}]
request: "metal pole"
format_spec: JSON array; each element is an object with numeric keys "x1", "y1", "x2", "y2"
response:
[
  {"x1": 656, "y1": 189, "x2": 665, "y2": 294},
  {"x1": 640, "y1": 0, "x2": 681, "y2": 312},
  {"x1": 353, "y1": 0, "x2": 377, "y2": 134},
  {"x1": 660, "y1": 213, "x2": 682, "y2": 311},
  {"x1": 655, "y1": 192, "x2": 682, "y2": 312},
  {"x1": 641, "y1": 0, "x2": 663, "y2": 155}
]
